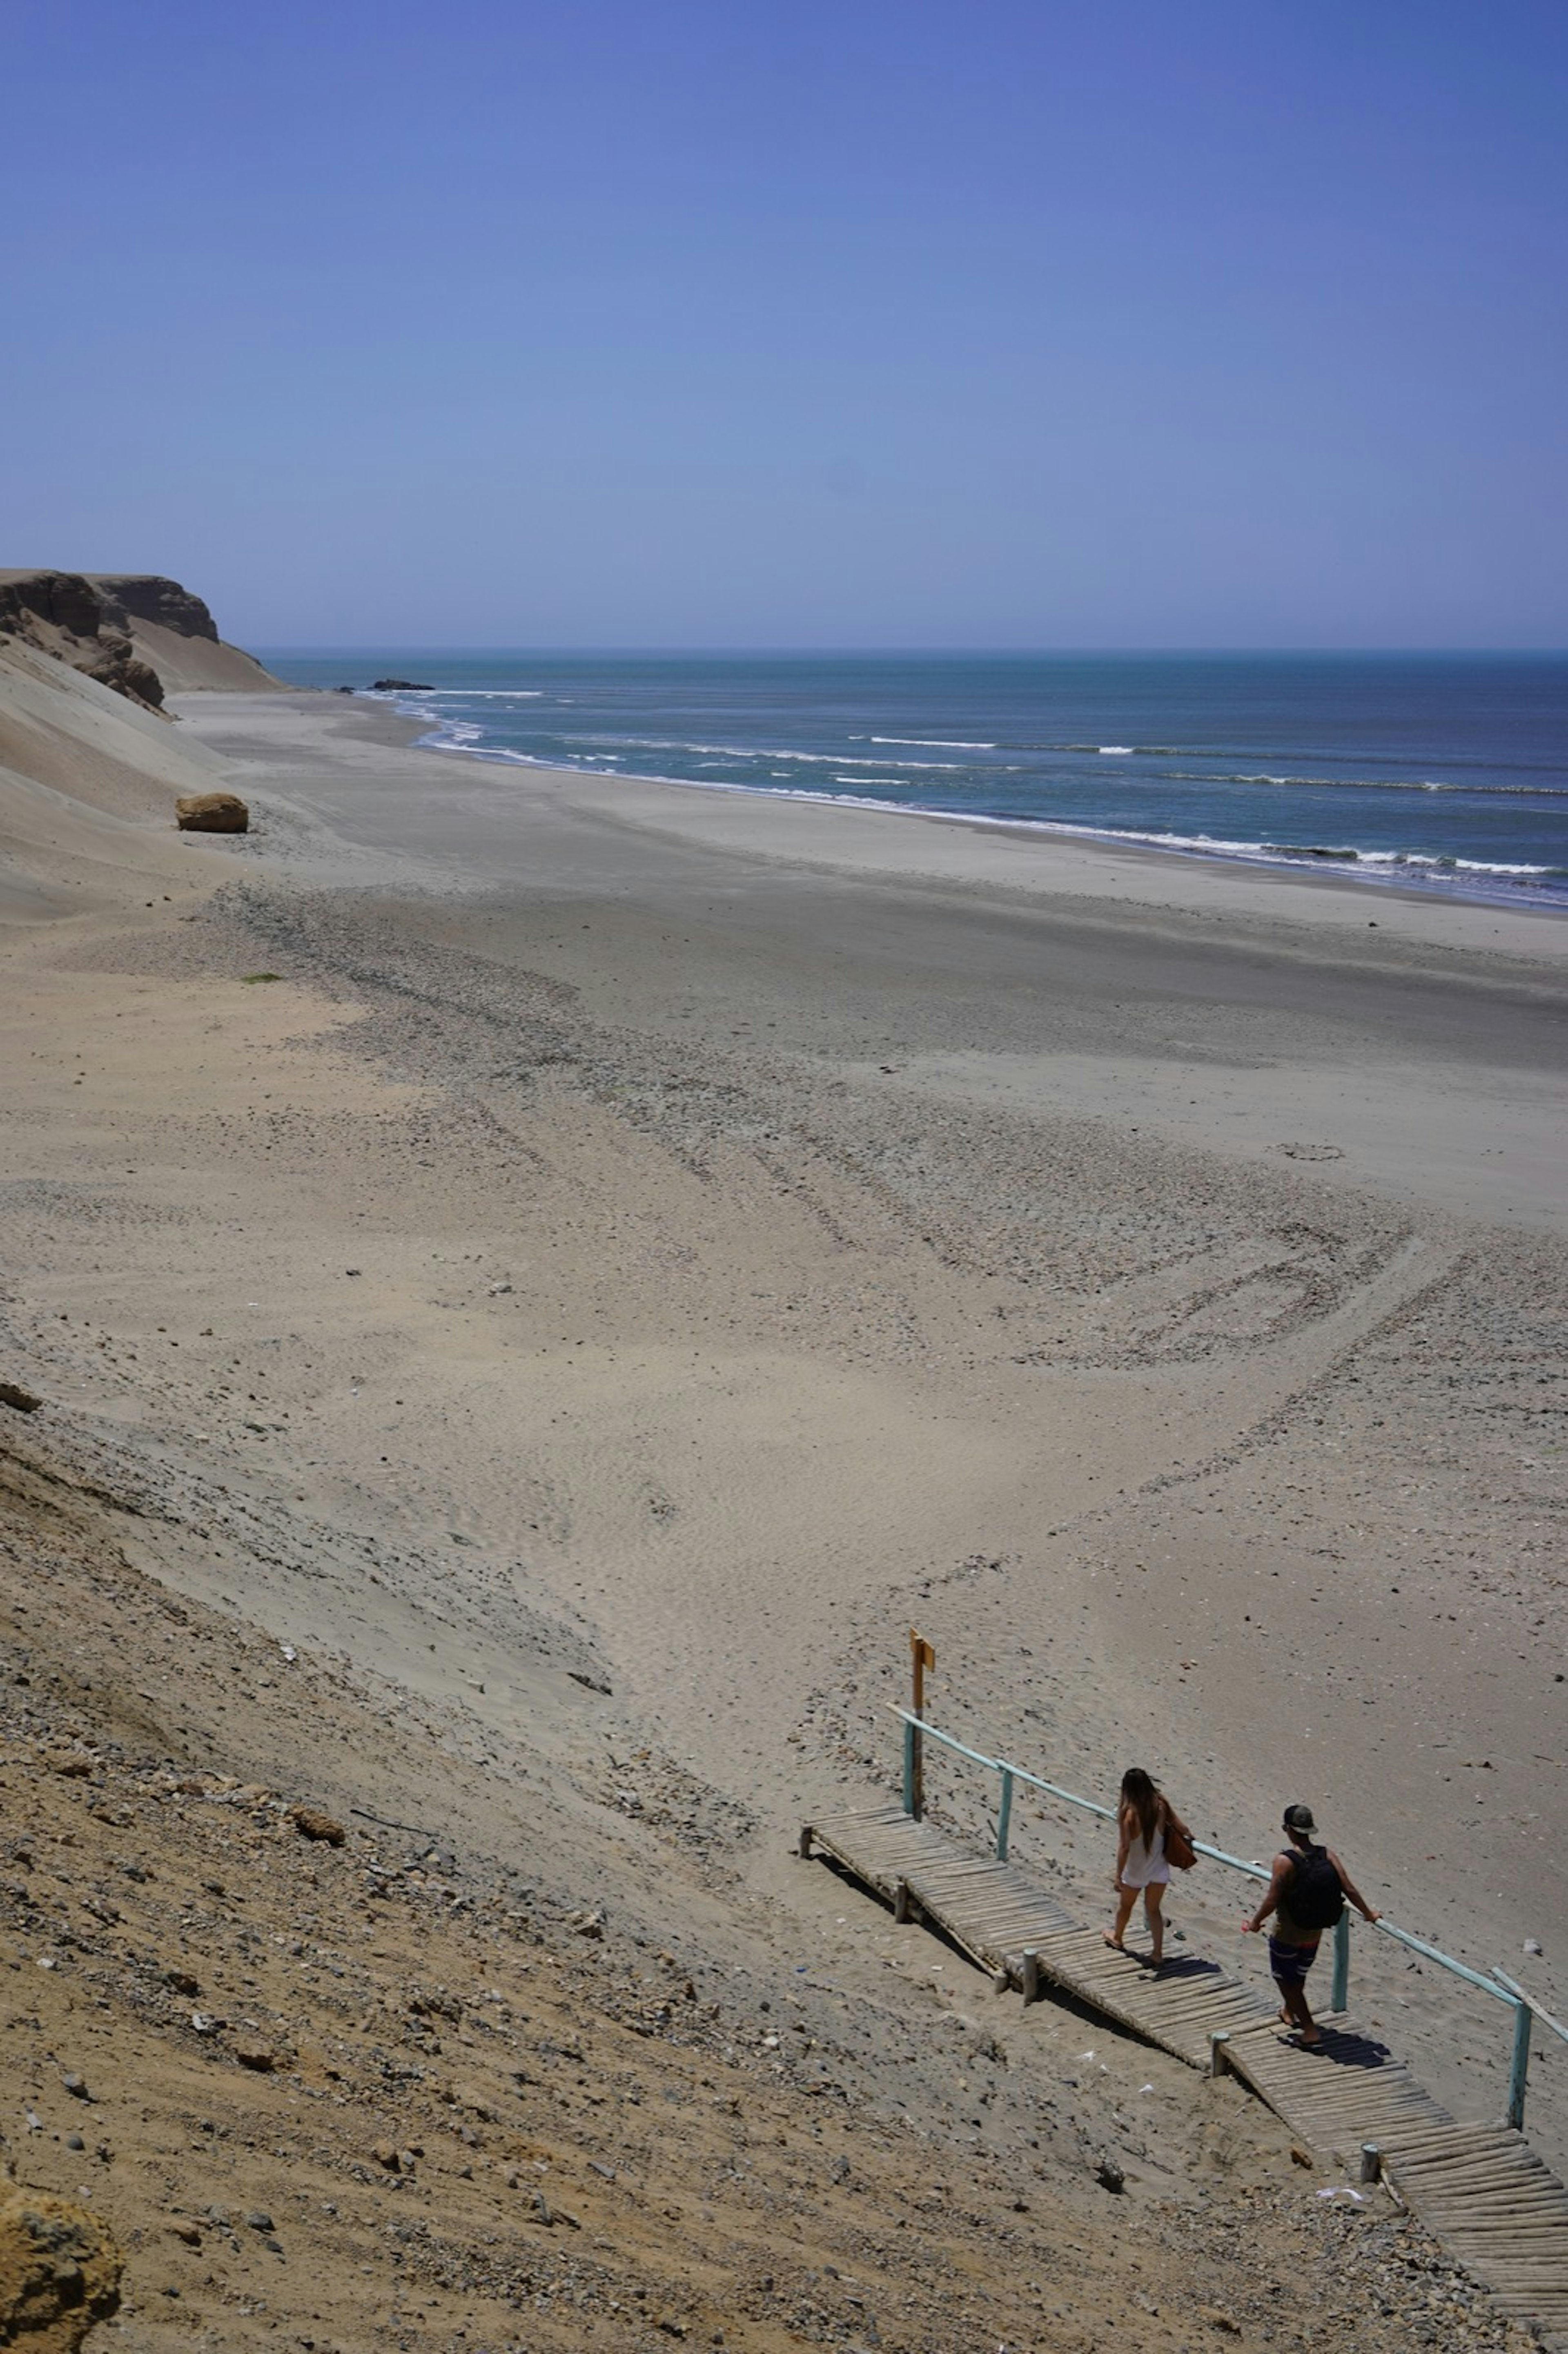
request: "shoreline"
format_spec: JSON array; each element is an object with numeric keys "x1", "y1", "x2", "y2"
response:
[
  {"x1": 341, "y1": 678, "x2": 1568, "y2": 924},
  {"x1": 280, "y1": 687, "x2": 1568, "y2": 963},
  {"x1": 423, "y1": 733, "x2": 1568, "y2": 921},
  {"x1": 165, "y1": 690, "x2": 1568, "y2": 1235}
]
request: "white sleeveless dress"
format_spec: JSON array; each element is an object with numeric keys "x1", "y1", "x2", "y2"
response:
[{"x1": 1121, "y1": 1821, "x2": 1170, "y2": 1888}]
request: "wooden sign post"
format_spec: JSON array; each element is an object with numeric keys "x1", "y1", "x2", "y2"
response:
[{"x1": 908, "y1": 1628, "x2": 935, "y2": 1820}]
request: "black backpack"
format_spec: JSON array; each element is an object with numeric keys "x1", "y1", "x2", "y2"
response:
[{"x1": 1287, "y1": 1845, "x2": 1345, "y2": 1932}]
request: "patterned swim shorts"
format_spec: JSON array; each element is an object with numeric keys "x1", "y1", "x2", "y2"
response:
[{"x1": 1268, "y1": 1934, "x2": 1321, "y2": 1987}]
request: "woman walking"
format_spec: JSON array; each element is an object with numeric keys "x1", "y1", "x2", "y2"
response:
[{"x1": 1106, "y1": 1768, "x2": 1187, "y2": 1966}]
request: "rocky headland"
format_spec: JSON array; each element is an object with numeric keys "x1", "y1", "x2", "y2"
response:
[{"x1": 0, "y1": 571, "x2": 279, "y2": 709}]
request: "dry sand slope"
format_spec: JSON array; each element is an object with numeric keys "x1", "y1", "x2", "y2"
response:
[
  {"x1": 0, "y1": 1453, "x2": 1533, "y2": 2354},
  {"x1": 0, "y1": 660, "x2": 1565, "y2": 2348}
]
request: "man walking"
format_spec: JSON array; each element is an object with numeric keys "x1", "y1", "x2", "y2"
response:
[{"x1": 1243, "y1": 1803, "x2": 1380, "y2": 2045}]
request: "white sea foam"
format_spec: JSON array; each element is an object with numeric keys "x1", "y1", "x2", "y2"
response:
[
  {"x1": 421, "y1": 741, "x2": 544, "y2": 766},
  {"x1": 1098, "y1": 745, "x2": 1134, "y2": 756},
  {"x1": 869, "y1": 736, "x2": 998, "y2": 749},
  {"x1": 1164, "y1": 769, "x2": 1568, "y2": 796},
  {"x1": 575, "y1": 736, "x2": 969, "y2": 772},
  {"x1": 1356, "y1": 850, "x2": 1550, "y2": 876}
]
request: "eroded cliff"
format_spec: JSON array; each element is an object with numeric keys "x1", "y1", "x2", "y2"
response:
[{"x1": 0, "y1": 569, "x2": 280, "y2": 705}]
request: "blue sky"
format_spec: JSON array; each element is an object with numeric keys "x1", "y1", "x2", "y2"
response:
[{"x1": 5, "y1": 1, "x2": 1566, "y2": 647}]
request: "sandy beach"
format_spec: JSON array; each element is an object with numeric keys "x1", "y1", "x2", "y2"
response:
[{"x1": 2, "y1": 655, "x2": 1565, "y2": 2349}]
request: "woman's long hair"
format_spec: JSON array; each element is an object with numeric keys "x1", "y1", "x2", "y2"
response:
[{"x1": 1120, "y1": 1767, "x2": 1162, "y2": 1851}]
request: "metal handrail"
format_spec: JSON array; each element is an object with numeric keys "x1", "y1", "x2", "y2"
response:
[
  {"x1": 886, "y1": 1701, "x2": 1543, "y2": 2130},
  {"x1": 891, "y1": 1705, "x2": 1266, "y2": 1871},
  {"x1": 1377, "y1": 1919, "x2": 1515, "y2": 2004},
  {"x1": 1493, "y1": 1971, "x2": 1568, "y2": 2047}
]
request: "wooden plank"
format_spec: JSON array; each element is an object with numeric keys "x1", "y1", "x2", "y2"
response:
[
  {"x1": 1431, "y1": 2213, "x2": 1568, "y2": 2231},
  {"x1": 1397, "y1": 2175, "x2": 1556, "y2": 2200},
  {"x1": 1397, "y1": 2149, "x2": 1553, "y2": 2180}
]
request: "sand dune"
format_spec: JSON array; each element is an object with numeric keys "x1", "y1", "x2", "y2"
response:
[{"x1": 0, "y1": 635, "x2": 238, "y2": 918}]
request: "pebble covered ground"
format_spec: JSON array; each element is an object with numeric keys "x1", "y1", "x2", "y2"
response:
[{"x1": 0, "y1": 1431, "x2": 1546, "y2": 2354}]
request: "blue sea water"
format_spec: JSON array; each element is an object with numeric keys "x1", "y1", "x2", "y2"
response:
[{"x1": 262, "y1": 652, "x2": 1568, "y2": 910}]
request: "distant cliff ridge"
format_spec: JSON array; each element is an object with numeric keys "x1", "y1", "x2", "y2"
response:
[{"x1": 0, "y1": 570, "x2": 281, "y2": 706}]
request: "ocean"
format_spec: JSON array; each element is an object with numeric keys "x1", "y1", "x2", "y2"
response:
[{"x1": 262, "y1": 652, "x2": 1568, "y2": 909}]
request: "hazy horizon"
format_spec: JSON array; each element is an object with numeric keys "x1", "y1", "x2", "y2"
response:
[{"x1": 253, "y1": 643, "x2": 1568, "y2": 658}]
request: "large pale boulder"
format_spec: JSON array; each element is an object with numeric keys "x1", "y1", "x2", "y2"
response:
[{"x1": 175, "y1": 790, "x2": 249, "y2": 834}]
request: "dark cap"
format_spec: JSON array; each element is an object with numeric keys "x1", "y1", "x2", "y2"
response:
[{"x1": 1283, "y1": 1803, "x2": 1316, "y2": 1835}]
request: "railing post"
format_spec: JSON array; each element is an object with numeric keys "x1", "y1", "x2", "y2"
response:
[
  {"x1": 996, "y1": 1768, "x2": 1014, "y2": 1862},
  {"x1": 909, "y1": 1631, "x2": 934, "y2": 1820},
  {"x1": 1507, "y1": 1996, "x2": 1532, "y2": 2132},
  {"x1": 1331, "y1": 1909, "x2": 1351, "y2": 2013}
]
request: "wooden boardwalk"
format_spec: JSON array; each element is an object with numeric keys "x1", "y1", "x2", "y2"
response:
[
  {"x1": 806, "y1": 1800, "x2": 1077, "y2": 1968},
  {"x1": 1384, "y1": 2126, "x2": 1568, "y2": 2347},
  {"x1": 803, "y1": 1804, "x2": 1568, "y2": 2346},
  {"x1": 1220, "y1": 2012, "x2": 1452, "y2": 2154}
]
